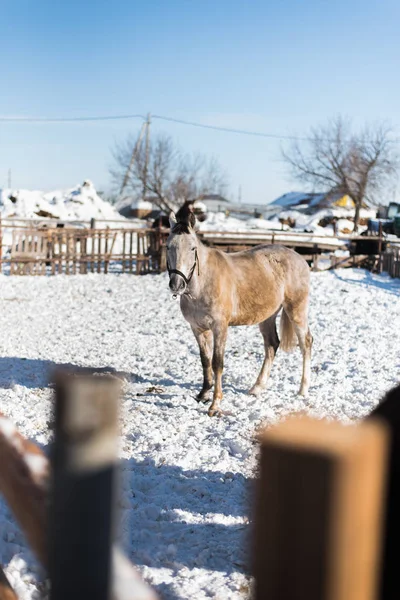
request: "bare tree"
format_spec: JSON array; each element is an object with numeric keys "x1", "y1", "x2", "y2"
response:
[
  {"x1": 110, "y1": 132, "x2": 228, "y2": 213},
  {"x1": 282, "y1": 116, "x2": 399, "y2": 231}
]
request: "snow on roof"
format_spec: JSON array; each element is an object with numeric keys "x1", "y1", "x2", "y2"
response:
[
  {"x1": 193, "y1": 201, "x2": 207, "y2": 213},
  {"x1": 269, "y1": 191, "x2": 356, "y2": 211},
  {"x1": 0, "y1": 181, "x2": 125, "y2": 221},
  {"x1": 130, "y1": 199, "x2": 153, "y2": 210},
  {"x1": 269, "y1": 192, "x2": 325, "y2": 208}
]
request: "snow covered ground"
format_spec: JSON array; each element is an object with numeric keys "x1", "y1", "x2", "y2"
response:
[{"x1": 0, "y1": 269, "x2": 399, "y2": 599}]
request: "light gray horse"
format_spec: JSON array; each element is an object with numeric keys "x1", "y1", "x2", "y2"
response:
[{"x1": 167, "y1": 210, "x2": 312, "y2": 416}]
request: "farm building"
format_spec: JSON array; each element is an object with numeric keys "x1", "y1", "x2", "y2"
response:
[
  {"x1": 265, "y1": 190, "x2": 356, "y2": 216},
  {"x1": 198, "y1": 194, "x2": 232, "y2": 212}
]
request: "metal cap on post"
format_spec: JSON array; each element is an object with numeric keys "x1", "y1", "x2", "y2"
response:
[{"x1": 49, "y1": 368, "x2": 121, "y2": 600}]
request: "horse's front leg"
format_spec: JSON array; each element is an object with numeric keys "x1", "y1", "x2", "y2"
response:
[
  {"x1": 191, "y1": 327, "x2": 213, "y2": 403},
  {"x1": 208, "y1": 325, "x2": 228, "y2": 417}
]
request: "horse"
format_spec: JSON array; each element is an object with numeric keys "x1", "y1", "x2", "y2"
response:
[{"x1": 166, "y1": 208, "x2": 313, "y2": 416}]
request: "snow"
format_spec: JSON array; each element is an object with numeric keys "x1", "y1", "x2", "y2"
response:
[
  {"x1": 193, "y1": 201, "x2": 207, "y2": 213},
  {"x1": 0, "y1": 180, "x2": 125, "y2": 222},
  {"x1": 0, "y1": 269, "x2": 399, "y2": 599},
  {"x1": 198, "y1": 207, "x2": 378, "y2": 237},
  {"x1": 199, "y1": 212, "x2": 289, "y2": 232},
  {"x1": 130, "y1": 199, "x2": 153, "y2": 211}
]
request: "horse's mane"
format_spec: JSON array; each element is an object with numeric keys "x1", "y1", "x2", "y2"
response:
[
  {"x1": 171, "y1": 221, "x2": 192, "y2": 235},
  {"x1": 175, "y1": 201, "x2": 196, "y2": 231}
]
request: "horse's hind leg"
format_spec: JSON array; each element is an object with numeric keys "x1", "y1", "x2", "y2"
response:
[
  {"x1": 284, "y1": 299, "x2": 313, "y2": 397},
  {"x1": 249, "y1": 313, "x2": 280, "y2": 397},
  {"x1": 191, "y1": 327, "x2": 213, "y2": 403},
  {"x1": 296, "y1": 324, "x2": 313, "y2": 397}
]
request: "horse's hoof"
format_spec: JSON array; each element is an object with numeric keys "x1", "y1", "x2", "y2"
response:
[
  {"x1": 298, "y1": 387, "x2": 309, "y2": 399},
  {"x1": 208, "y1": 407, "x2": 222, "y2": 417},
  {"x1": 249, "y1": 385, "x2": 264, "y2": 397},
  {"x1": 196, "y1": 392, "x2": 211, "y2": 404}
]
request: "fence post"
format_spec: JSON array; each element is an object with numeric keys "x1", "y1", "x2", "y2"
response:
[
  {"x1": 49, "y1": 369, "x2": 121, "y2": 600},
  {"x1": 253, "y1": 416, "x2": 388, "y2": 600},
  {"x1": 378, "y1": 221, "x2": 383, "y2": 255},
  {"x1": 369, "y1": 383, "x2": 400, "y2": 600},
  {"x1": 312, "y1": 243, "x2": 319, "y2": 271}
]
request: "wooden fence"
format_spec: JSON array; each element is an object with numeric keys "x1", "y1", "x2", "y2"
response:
[
  {"x1": 0, "y1": 217, "x2": 399, "y2": 277},
  {"x1": 0, "y1": 224, "x2": 168, "y2": 275}
]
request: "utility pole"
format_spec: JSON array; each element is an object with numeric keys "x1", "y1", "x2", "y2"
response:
[
  {"x1": 119, "y1": 122, "x2": 147, "y2": 196},
  {"x1": 238, "y1": 185, "x2": 242, "y2": 204},
  {"x1": 142, "y1": 113, "x2": 151, "y2": 202}
]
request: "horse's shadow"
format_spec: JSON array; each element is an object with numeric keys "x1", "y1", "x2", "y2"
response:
[
  {"x1": 132, "y1": 372, "x2": 250, "y2": 399},
  {"x1": 132, "y1": 372, "x2": 194, "y2": 392},
  {"x1": 332, "y1": 268, "x2": 400, "y2": 295},
  {"x1": 0, "y1": 357, "x2": 133, "y2": 390}
]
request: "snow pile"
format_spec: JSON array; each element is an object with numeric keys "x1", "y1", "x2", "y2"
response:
[
  {"x1": 197, "y1": 207, "x2": 376, "y2": 236},
  {"x1": 0, "y1": 180, "x2": 124, "y2": 222},
  {"x1": 198, "y1": 211, "x2": 289, "y2": 232},
  {"x1": 266, "y1": 207, "x2": 376, "y2": 235},
  {"x1": 0, "y1": 269, "x2": 399, "y2": 599}
]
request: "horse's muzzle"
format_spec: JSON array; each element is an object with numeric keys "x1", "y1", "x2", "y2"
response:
[{"x1": 169, "y1": 274, "x2": 186, "y2": 294}]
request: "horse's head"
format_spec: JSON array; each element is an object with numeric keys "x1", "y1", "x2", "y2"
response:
[{"x1": 166, "y1": 208, "x2": 198, "y2": 296}]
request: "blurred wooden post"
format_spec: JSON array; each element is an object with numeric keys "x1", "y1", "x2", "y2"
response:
[
  {"x1": 0, "y1": 566, "x2": 18, "y2": 600},
  {"x1": 378, "y1": 221, "x2": 383, "y2": 256},
  {"x1": 0, "y1": 412, "x2": 48, "y2": 565},
  {"x1": 312, "y1": 243, "x2": 319, "y2": 271},
  {"x1": 368, "y1": 383, "x2": 400, "y2": 600},
  {"x1": 253, "y1": 417, "x2": 388, "y2": 600},
  {"x1": 49, "y1": 370, "x2": 121, "y2": 600}
]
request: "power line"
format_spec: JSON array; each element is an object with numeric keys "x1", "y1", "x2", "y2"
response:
[
  {"x1": 1, "y1": 111, "x2": 399, "y2": 144},
  {"x1": 153, "y1": 114, "x2": 312, "y2": 141},
  {"x1": 0, "y1": 114, "x2": 146, "y2": 123},
  {"x1": 0, "y1": 111, "x2": 322, "y2": 141}
]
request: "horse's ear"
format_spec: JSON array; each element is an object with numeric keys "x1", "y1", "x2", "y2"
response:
[{"x1": 169, "y1": 212, "x2": 177, "y2": 228}]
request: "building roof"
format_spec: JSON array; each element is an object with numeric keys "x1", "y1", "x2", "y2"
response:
[
  {"x1": 200, "y1": 194, "x2": 230, "y2": 203},
  {"x1": 268, "y1": 191, "x2": 354, "y2": 213}
]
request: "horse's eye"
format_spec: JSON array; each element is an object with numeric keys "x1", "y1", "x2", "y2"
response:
[{"x1": 191, "y1": 247, "x2": 196, "y2": 251}]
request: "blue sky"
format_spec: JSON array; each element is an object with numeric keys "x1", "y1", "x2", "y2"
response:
[{"x1": 1, "y1": 0, "x2": 400, "y2": 203}]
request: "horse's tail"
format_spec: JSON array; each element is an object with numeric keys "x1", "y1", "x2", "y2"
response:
[{"x1": 279, "y1": 309, "x2": 297, "y2": 352}]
